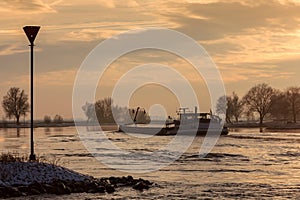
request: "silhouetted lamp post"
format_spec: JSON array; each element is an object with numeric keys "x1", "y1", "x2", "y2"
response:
[{"x1": 23, "y1": 26, "x2": 40, "y2": 161}]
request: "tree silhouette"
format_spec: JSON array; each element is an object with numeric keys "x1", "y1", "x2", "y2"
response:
[
  {"x1": 44, "y1": 115, "x2": 52, "y2": 124},
  {"x1": 216, "y1": 95, "x2": 231, "y2": 124},
  {"x1": 82, "y1": 102, "x2": 96, "y2": 123},
  {"x1": 53, "y1": 114, "x2": 63, "y2": 124},
  {"x1": 230, "y1": 92, "x2": 244, "y2": 122},
  {"x1": 2, "y1": 87, "x2": 29, "y2": 125},
  {"x1": 95, "y1": 97, "x2": 114, "y2": 123},
  {"x1": 285, "y1": 86, "x2": 300, "y2": 123},
  {"x1": 82, "y1": 98, "x2": 133, "y2": 124},
  {"x1": 216, "y1": 92, "x2": 243, "y2": 124},
  {"x1": 269, "y1": 90, "x2": 289, "y2": 121},
  {"x1": 242, "y1": 83, "x2": 275, "y2": 126}
]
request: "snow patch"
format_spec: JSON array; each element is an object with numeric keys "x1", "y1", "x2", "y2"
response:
[{"x1": 0, "y1": 162, "x2": 91, "y2": 186}]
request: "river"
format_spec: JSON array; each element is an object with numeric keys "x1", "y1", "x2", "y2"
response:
[{"x1": 0, "y1": 127, "x2": 299, "y2": 199}]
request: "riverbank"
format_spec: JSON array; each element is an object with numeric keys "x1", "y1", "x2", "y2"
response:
[
  {"x1": 0, "y1": 122, "x2": 119, "y2": 131},
  {"x1": 0, "y1": 121, "x2": 75, "y2": 129},
  {"x1": 228, "y1": 122, "x2": 300, "y2": 130},
  {"x1": 0, "y1": 154, "x2": 153, "y2": 198}
]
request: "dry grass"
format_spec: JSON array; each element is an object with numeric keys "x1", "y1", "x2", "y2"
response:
[
  {"x1": 0, "y1": 152, "x2": 62, "y2": 165},
  {"x1": 0, "y1": 152, "x2": 28, "y2": 163}
]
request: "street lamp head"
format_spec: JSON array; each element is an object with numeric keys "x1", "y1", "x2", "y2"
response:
[{"x1": 23, "y1": 26, "x2": 40, "y2": 44}]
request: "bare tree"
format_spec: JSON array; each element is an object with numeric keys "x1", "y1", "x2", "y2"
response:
[
  {"x1": 285, "y1": 87, "x2": 300, "y2": 123},
  {"x1": 95, "y1": 97, "x2": 114, "y2": 123},
  {"x1": 242, "y1": 83, "x2": 275, "y2": 126},
  {"x1": 229, "y1": 92, "x2": 243, "y2": 123},
  {"x1": 216, "y1": 92, "x2": 243, "y2": 124},
  {"x1": 82, "y1": 102, "x2": 96, "y2": 122},
  {"x1": 53, "y1": 114, "x2": 63, "y2": 124},
  {"x1": 2, "y1": 87, "x2": 29, "y2": 125},
  {"x1": 216, "y1": 95, "x2": 226, "y2": 114},
  {"x1": 44, "y1": 115, "x2": 52, "y2": 124},
  {"x1": 216, "y1": 95, "x2": 231, "y2": 123},
  {"x1": 82, "y1": 98, "x2": 133, "y2": 124},
  {"x1": 269, "y1": 90, "x2": 289, "y2": 121}
]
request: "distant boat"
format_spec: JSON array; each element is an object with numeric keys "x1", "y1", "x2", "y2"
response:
[
  {"x1": 118, "y1": 107, "x2": 228, "y2": 136},
  {"x1": 171, "y1": 107, "x2": 228, "y2": 135},
  {"x1": 118, "y1": 123, "x2": 174, "y2": 135}
]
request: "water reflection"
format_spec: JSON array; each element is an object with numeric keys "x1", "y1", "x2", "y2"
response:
[
  {"x1": 0, "y1": 127, "x2": 299, "y2": 199},
  {"x1": 44, "y1": 127, "x2": 51, "y2": 135},
  {"x1": 17, "y1": 128, "x2": 20, "y2": 137},
  {"x1": 54, "y1": 127, "x2": 63, "y2": 132}
]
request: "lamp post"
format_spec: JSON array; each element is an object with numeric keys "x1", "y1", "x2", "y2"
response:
[{"x1": 23, "y1": 26, "x2": 40, "y2": 161}]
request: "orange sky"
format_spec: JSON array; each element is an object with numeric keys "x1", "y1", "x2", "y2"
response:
[{"x1": 0, "y1": 0, "x2": 300, "y2": 120}]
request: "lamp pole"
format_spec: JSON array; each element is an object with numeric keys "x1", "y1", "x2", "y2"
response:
[{"x1": 23, "y1": 26, "x2": 40, "y2": 161}]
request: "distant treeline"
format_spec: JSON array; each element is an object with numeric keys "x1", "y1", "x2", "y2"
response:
[
  {"x1": 82, "y1": 97, "x2": 150, "y2": 124},
  {"x1": 216, "y1": 83, "x2": 300, "y2": 125},
  {"x1": 1, "y1": 87, "x2": 66, "y2": 126}
]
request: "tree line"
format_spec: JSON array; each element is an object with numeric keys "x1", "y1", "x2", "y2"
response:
[
  {"x1": 82, "y1": 97, "x2": 150, "y2": 124},
  {"x1": 2, "y1": 84, "x2": 299, "y2": 126},
  {"x1": 1, "y1": 87, "x2": 64, "y2": 125},
  {"x1": 0, "y1": 87, "x2": 149, "y2": 125},
  {"x1": 216, "y1": 83, "x2": 300, "y2": 125}
]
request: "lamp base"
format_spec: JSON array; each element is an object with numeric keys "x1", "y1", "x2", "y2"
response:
[{"x1": 29, "y1": 154, "x2": 36, "y2": 161}]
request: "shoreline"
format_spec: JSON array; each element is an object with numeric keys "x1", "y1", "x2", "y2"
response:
[
  {"x1": 228, "y1": 123, "x2": 300, "y2": 130},
  {"x1": 1, "y1": 122, "x2": 300, "y2": 132},
  {"x1": 0, "y1": 122, "x2": 119, "y2": 131},
  {"x1": 0, "y1": 160, "x2": 153, "y2": 198}
]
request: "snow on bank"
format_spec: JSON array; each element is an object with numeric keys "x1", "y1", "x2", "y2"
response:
[{"x1": 0, "y1": 162, "x2": 91, "y2": 186}]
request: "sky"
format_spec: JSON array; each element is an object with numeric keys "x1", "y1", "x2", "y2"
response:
[{"x1": 0, "y1": 0, "x2": 300, "y2": 120}]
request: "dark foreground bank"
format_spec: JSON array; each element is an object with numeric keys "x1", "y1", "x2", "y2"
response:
[{"x1": 0, "y1": 162, "x2": 153, "y2": 198}]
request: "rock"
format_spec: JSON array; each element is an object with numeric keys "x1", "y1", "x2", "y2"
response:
[
  {"x1": 87, "y1": 188, "x2": 98, "y2": 193},
  {"x1": 43, "y1": 183, "x2": 56, "y2": 194},
  {"x1": 0, "y1": 181, "x2": 7, "y2": 187},
  {"x1": 53, "y1": 181, "x2": 71, "y2": 195},
  {"x1": 29, "y1": 181, "x2": 47, "y2": 194},
  {"x1": 0, "y1": 161, "x2": 154, "y2": 197},
  {"x1": 72, "y1": 181, "x2": 86, "y2": 193},
  {"x1": 0, "y1": 186, "x2": 7, "y2": 197},
  {"x1": 5, "y1": 186, "x2": 22, "y2": 197},
  {"x1": 105, "y1": 184, "x2": 115, "y2": 193},
  {"x1": 98, "y1": 186, "x2": 105, "y2": 193},
  {"x1": 108, "y1": 176, "x2": 117, "y2": 185},
  {"x1": 86, "y1": 181, "x2": 97, "y2": 188},
  {"x1": 143, "y1": 179, "x2": 153, "y2": 185},
  {"x1": 16, "y1": 186, "x2": 29, "y2": 193},
  {"x1": 127, "y1": 175, "x2": 134, "y2": 182},
  {"x1": 27, "y1": 187, "x2": 41, "y2": 195},
  {"x1": 133, "y1": 181, "x2": 150, "y2": 191}
]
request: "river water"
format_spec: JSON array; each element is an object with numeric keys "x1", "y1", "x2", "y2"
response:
[{"x1": 0, "y1": 127, "x2": 299, "y2": 199}]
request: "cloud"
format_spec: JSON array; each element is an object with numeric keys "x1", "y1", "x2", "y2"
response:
[
  {"x1": 98, "y1": 0, "x2": 139, "y2": 8},
  {"x1": 0, "y1": 44, "x2": 27, "y2": 56},
  {"x1": 0, "y1": 69, "x2": 77, "y2": 87},
  {"x1": 62, "y1": 29, "x2": 115, "y2": 42},
  {"x1": 205, "y1": 27, "x2": 300, "y2": 67},
  {"x1": 0, "y1": 29, "x2": 22, "y2": 36},
  {"x1": 164, "y1": 1, "x2": 300, "y2": 40},
  {"x1": 0, "y1": 0, "x2": 56, "y2": 14},
  {"x1": 219, "y1": 63, "x2": 295, "y2": 84},
  {"x1": 50, "y1": 0, "x2": 139, "y2": 8}
]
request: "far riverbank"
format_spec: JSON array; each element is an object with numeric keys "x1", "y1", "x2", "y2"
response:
[{"x1": 0, "y1": 121, "x2": 119, "y2": 131}]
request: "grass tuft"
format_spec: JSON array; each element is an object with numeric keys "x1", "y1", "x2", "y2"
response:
[
  {"x1": 0, "y1": 152, "x2": 62, "y2": 165},
  {"x1": 0, "y1": 152, "x2": 28, "y2": 163}
]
